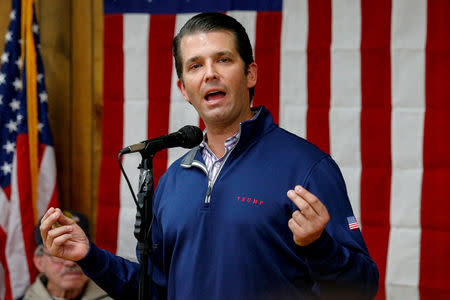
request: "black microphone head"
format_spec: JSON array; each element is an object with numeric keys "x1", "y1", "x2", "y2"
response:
[{"x1": 177, "y1": 125, "x2": 203, "y2": 148}]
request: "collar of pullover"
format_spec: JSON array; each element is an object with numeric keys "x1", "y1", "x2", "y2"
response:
[{"x1": 181, "y1": 105, "x2": 277, "y2": 168}]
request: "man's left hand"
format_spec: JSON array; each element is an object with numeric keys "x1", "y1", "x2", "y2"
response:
[{"x1": 287, "y1": 185, "x2": 330, "y2": 246}]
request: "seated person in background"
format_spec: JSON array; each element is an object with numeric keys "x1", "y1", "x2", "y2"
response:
[{"x1": 22, "y1": 210, "x2": 111, "y2": 300}]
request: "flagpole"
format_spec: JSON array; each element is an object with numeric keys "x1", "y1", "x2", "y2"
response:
[{"x1": 22, "y1": 0, "x2": 39, "y2": 223}]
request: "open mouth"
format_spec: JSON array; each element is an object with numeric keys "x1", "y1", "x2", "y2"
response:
[{"x1": 205, "y1": 91, "x2": 226, "y2": 101}]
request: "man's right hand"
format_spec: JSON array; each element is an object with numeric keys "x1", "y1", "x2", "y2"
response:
[{"x1": 40, "y1": 207, "x2": 90, "y2": 261}]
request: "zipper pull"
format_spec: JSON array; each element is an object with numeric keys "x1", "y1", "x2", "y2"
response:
[{"x1": 205, "y1": 182, "x2": 212, "y2": 204}]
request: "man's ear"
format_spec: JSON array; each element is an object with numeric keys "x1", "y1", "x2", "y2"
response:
[
  {"x1": 33, "y1": 254, "x2": 45, "y2": 273},
  {"x1": 246, "y1": 62, "x2": 257, "y2": 89},
  {"x1": 177, "y1": 79, "x2": 191, "y2": 104}
]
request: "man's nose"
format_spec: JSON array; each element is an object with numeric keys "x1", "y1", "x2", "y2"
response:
[{"x1": 204, "y1": 62, "x2": 219, "y2": 81}]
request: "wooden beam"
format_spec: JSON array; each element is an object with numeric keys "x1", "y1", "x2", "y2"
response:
[
  {"x1": 0, "y1": 1, "x2": 11, "y2": 55},
  {"x1": 71, "y1": 0, "x2": 93, "y2": 220},
  {"x1": 92, "y1": 0, "x2": 103, "y2": 241},
  {"x1": 38, "y1": 0, "x2": 72, "y2": 212}
]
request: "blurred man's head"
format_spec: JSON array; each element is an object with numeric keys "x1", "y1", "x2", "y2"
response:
[{"x1": 33, "y1": 211, "x2": 90, "y2": 298}]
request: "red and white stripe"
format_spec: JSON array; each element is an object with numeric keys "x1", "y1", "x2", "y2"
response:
[
  {"x1": 386, "y1": 0, "x2": 426, "y2": 299},
  {"x1": 349, "y1": 222, "x2": 360, "y2": 231},
  {"x1": 330, "y1": 0, "x2": 362, "y2": 223},
  {"x1": 98, "y1": 1, "x2": 450, "y2": 297},
  {"x1": 0, "y1": 141, "x2": 58, "y2": 299}
]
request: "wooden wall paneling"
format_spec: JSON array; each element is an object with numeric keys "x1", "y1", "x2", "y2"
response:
[
  {"x1": 37, "y1": 0, "x2": 72, "y2": 213},
  {"x1": 0, "y1": 1, "x2": 11, "y2": 55},
  {"x1": 92, "y1": 0, "x2": 103, "y2": 241},
  {"x1": 71, "y1": 0, "x2": 93, "y2": 221}
]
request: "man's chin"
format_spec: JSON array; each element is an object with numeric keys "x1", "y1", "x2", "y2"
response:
[{"x1": 202, "y1": 108, "x2": 233, "y2": 123}]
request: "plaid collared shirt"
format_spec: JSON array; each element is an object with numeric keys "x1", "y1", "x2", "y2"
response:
[
  {"x1": 200, "y1": 131, "x2": 240, "y2": 181},
  {"x1": 200, "y1": 111, "x2": 258, "y2": 180}
]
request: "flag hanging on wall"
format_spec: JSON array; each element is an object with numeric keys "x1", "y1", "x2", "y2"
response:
[
  {"x1": 0, "y1": 0, "x2": 59, "y2": 299},
  {"x1": 98, "y1": 0, "x2": 450, "y2": 299}
]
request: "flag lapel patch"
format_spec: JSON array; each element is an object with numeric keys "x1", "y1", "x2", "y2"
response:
[{"x1": 347, "y1": 216, "x2": 360, "y2": 230}]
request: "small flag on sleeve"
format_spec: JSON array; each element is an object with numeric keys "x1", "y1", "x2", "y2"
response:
[{"x1": 347, "y1": 216, "x2": 360, "y2": 230}]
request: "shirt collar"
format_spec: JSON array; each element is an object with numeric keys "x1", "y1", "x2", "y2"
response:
[
  {"x1": 200, "y1": 110, "x2": 258, "y2": 149},
  {"x1": 199, "y1": 111, "x2": 258, "y2": 152}
]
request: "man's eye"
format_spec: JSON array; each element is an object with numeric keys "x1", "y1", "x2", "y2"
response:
[
  {"x1": 218, "y1": 57, "x2": 230, "y2": 63},
  {"x1": 189, "y1": 64, "x2": 200, "y2": 70}
]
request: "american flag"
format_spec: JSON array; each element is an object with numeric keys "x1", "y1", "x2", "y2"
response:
[
  {"x1": 97, "y1": 0, "x2": 450, "y2": 299},
  {"x1": 0, "y1": 0, "x2": 58, "y2": 299},
  {"x1": 347, "y1": 216, "x2": 360, "y2": 230}
]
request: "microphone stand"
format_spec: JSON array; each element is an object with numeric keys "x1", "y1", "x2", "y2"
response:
[
  {"x1": 134, "y1": 152, "x2": 155, "y2": 300},
  {"x1": 119, "y1": 126, "x2": 201, "y2": 300}
]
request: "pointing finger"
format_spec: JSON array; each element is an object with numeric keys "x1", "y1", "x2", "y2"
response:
[
  {"x1": 287, "y1": 188, "x2": 317, "y2": 218},
  {"x1": 40, "y1": 208, "x2": 60, "y2": 243},
  {"x1": 55, "y1": 212, "x2": 76, "y2": 226},
  {"x1": 293, "y1": 185, "x2": 327, "y2": 216},
  {"x1": 41, "y1": 207, "x2": 55, "y2": 221}
]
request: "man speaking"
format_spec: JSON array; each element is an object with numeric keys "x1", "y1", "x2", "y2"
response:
[{"x1": 40, "y1": 13, "x2": 379, "y2": 300}]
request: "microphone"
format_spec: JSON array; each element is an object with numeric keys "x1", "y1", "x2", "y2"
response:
[{"x1": 120, "y1": 125, "x2": 203, "y2": 155}]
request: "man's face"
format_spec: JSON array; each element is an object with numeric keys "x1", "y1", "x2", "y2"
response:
[
  {"x1": 34, "y1": 250, "x2": 89, "y2": 293},
  {"x1": 177, "y1": 30, "x2": 257, "y2": 130}
]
